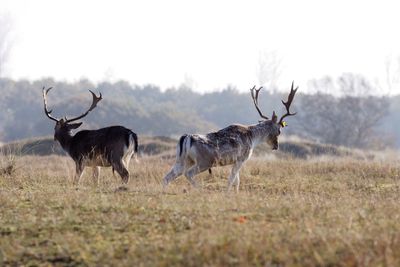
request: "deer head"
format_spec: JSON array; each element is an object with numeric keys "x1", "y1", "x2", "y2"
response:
[
  {"x1": 42, "y1": 87, "x2": 102, "y2": 142},
  {"x1": 250, "y1": 82, "x2": 298, "y2": 149}
]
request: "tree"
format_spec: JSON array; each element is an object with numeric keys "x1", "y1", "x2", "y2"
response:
[
  {"x1": 0, "y1": 14, "x2": 13, "y2": 77},
  {"x1": 298, "y1": 74, "x2": 391, "y2": 148},
  {"x1": 256, "y1": 50, "x2": 282, "y2": 92},
  {"x1": 384, "y1": 55, "x2": 400, "y2": 94}
]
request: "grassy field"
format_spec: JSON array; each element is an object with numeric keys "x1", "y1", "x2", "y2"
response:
[{"x1": 1, "y1": 154, "x2": 400, "y2": 266}]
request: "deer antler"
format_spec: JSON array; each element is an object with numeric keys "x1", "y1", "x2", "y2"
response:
[
  {"x1": 250, "y1": 85, "x2": 269, "y2": 120},
  {"x1": 278, "y1": 81, "x2": 298, "y2": 126},
  {"x1": 65, "y1": 90, "x2": 103, "y2": 123},
  {"x1": 42, "y1": 87, "x2": 59, "y2": 122}
]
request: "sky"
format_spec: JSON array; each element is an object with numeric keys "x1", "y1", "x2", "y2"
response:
[{"x1": 2, "y1": 0, "x2": 400, "y2": 94}]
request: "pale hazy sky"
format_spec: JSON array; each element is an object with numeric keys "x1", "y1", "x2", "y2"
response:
[{"x1": 2, "y1": 0, "x2": 400, "y2": 93}]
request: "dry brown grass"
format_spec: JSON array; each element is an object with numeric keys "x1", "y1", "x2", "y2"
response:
[{"x1": 1, "y1": 154, "x2": 400, "y2": 266}]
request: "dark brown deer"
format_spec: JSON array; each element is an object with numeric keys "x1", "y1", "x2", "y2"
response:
[
  {"x1": 163, "y1": 82, "x2": 298, "y2": 192},
  {"x1": 42, "y1": 87, "x2": 138, "y2": 185}
]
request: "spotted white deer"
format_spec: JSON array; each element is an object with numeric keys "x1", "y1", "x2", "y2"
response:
[
  {"x1": 42, "y1": 87, "x2": 138, "y2": 185},
  {"x1": 163, "y1": 82, "x2": 298, "y2": 192}
]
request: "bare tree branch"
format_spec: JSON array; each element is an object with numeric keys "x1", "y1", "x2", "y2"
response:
[
  {"x1": 0, "y1": 13, "x2": 14, "y2": 77},
  {"x1": 256, "y1": 50, "x2": 282, "y2": 92},
  {"x1": 298, "y1": 74, "x2": 390, "y2": 148}
]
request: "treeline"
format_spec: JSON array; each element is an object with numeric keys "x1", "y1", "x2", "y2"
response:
[{"x1": 1, "y1": 74, "x2": 399, "y2": 149}]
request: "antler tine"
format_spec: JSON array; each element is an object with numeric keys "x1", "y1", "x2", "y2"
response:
[
  {"x1": 279, "y1": 81, "x2": 298, "y2": 126},
  {"x1": 87, "y1": 90, "x2": 103, "y2": 112},
  {"x1": 65, "y1": 90, "x2": 103, "y2": 123},
  {"x1": 42, "y1": 86, "x2": 59, "y2": 122},
  {"x1": 250, "y1": 85, "x2": 269, "y2": 120},
  {"x1": 250, "y1": 85, "x2": 256, "y2": 99}
]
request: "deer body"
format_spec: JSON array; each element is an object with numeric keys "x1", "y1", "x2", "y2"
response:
[
  {"x1": 163, "y1": 83, "x2": 297, "y2": 192},
  {"x1": 187, "y1": 123, "x2": 278, "y2": 165},
  {"x1": 58, "y1": 126, "x2": 136, "y2": 166},
  {"x1": 58, "y1": 125, "x2": 138, "y2": 184},
  {"x1": 42, "y1": 88, "x2": 138, "y2": 185},
  {"x1": 189, "y1": 125, "x2": 253, "y2": 165}
]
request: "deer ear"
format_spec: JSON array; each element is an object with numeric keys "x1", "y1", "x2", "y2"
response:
[
  {"x1": 272, "y1": 111, "x2": 278, "y2": 123},
  {"x1": 68, "y1": 122, "x2": 82, "y2": 130}
]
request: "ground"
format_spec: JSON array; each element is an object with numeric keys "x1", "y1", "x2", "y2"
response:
[{"x1": 1, "y1": 154, "x2": 400, "y2": 266}]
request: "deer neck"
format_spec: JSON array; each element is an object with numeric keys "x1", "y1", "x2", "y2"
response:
[
  {"x1": 248, "y1": 122, "x2": 273, "y2": 148},
  {"x1": 56, "y1": 130, "x2": 74, "y2": 153}
]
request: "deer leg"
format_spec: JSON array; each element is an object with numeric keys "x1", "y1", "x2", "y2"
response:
[
  {"x1": 162, "y1": 163, "x2": 184, "y2": 187},
  {"x1": 73, "y1": 162, "x2": 85, "y2": 186},
  {"x1": 92, "y1": 166, "x2": 100, "y2": 185},
  {"x1": 113, "y1": 161, "x2": 130, "y2": 184},
  {"x1": 184, "y1": 165, "x2": 202, "y2": 188},
  {"x1": 227, "y1": 161, "x2": 243, "y2": 192},
  {"x1": 234, "y1": 173, "x2": 240, "y2": 193}
]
